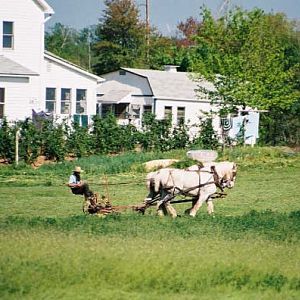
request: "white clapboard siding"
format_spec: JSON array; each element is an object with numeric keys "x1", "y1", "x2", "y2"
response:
[
  {"x1": 155, "y1": 99, "x2": 212, "y2": 124},
  {"x1": 42, "y1": 56, "x2": 98, "y2": 117},
  {"x1": 1, "y1": 76, "x2": 33, "y2": 120},
  {"x1": 0, "y1": 0, "x2": 102, "y2": 122},
  {"x1": 0, "y1": 0, "x2": 44, "y2": 73}
]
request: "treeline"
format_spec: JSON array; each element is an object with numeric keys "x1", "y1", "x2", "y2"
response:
[
  {"x1": 45, "y1": 0, "x2": 300, "y2": 146},
  {"x1": 0, "y1": 114, "x2": 218, "y2": 164}
]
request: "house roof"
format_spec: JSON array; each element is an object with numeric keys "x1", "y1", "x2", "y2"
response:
[
  {"x1": 122, "y1": 67, "x2": 215, "y2": 100},
  {"x1": 97, "y1": 80, "x2": 133, "y2": 103},
  {"x1": 98, "y1": 90, "x2": 132, "y2": 104},
  {"x1": 44, "y1": 51, "x2": 104, "y2": 82},
  {"x1": 0, "y1": 55, "x2": 39, "y2": 77},
  {"x1": 33, "y1": 0, "x2": 54, "y2": 14}
]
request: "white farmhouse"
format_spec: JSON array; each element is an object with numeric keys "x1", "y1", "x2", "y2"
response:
[
  {"x1": 98, "y1": 65, "x2": 218, "y2": 135},
  {"x1": 98, "y1": 66, "x2": 260, "y2": 144},
  {"x1": 97, "y1": 66, "x2": 219, "y2": 137},
  {"x1": 0, "y1": 0, "x2": 103, "y2": 126}
]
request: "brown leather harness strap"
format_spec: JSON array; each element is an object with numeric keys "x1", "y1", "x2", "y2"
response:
[
  {"x1": 163, "y1": 168, "x2": 218, "y2": 196},
  {"x1": 210, "y1": 165, "x2": 224, "y2": 192}
]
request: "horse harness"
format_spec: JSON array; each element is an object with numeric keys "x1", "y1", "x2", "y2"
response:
[{"x1": 163, "y1": 165, "x2": 223, "y2": 198}]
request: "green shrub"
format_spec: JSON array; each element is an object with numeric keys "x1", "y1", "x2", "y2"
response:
[
  {"x1": 91, "y1": 113, "x2": 136, "y2": 154},
  {"x1": 41, "y1": 120, "x2": 67, "y2": 161},
  {"x1": 18, "y1": 119, "x2": 41, "y2": 163},
  {"x1": 192, "y1": 117, "x2": 219, "y2": 150},
  {"x1": 66, "y1": 121, "x2": 93, "y2": 157},
  {"x1": 0, "y1": 118, "x2": 15, "y2": 162}
]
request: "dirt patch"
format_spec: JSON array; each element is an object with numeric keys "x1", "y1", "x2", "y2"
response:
[
  {"x1": 64, "y1": 155, "x2": 77, "y2": 162},
  {"x1": 31, "y1": 156, "x2": 55, "y2": 169},
  {"x1": 281, "y1": 146, "x2": 300, "y2": 155},
  {"x1": 0, "y1": 158, "x2": 9, "y2": 166},
  {"x1": 143, "y1": 159, "x2": 179, "y2": 171}
]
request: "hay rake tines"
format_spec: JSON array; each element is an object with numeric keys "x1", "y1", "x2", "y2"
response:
[{"x1": 84, "y1": 193, "x2": 148, "y2": 216}]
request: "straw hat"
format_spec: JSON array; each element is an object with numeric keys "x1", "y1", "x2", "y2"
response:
[{"x1": 73, "y1": 166, "x2": 84, "y2": 173}]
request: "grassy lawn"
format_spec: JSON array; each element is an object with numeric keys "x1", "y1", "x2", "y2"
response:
[{"x1": 0, "y1": 147, "x2": 300, "y2": 299}]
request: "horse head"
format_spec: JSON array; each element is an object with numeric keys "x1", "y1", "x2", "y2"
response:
[{"x1": 220, "y1": 162, "x2": 237, "y2": 189}]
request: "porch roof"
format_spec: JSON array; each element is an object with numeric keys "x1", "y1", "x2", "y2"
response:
[
  {"x1": 97, "y1": 80, "x2": 133, "y2": 103},
  {"x1": 98, "y1": 90, "x2": 132, "y2": 104},
  {"x1": 0, "y1": 55, "x2": 39, "y2": 77}
]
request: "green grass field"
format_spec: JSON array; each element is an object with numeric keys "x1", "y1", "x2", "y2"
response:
[{"x1": 0, "y1": 147, "x2": 300, "y2": 299}]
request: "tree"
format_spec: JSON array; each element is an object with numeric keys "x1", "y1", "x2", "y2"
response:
[
  {"x1": 190, "y1": 7, "x2": 300, "y2": 145},
  {"x1": 177, "y1": 17, "x2": 201, "y2": 47},
  {"x1": 192, "y1": 8, "x2": 300, "y2": 113},
  {"x1": 93, "y1": 0, "x2": 147, "y2": 74},
  {"x1": 147, "y1": 34, "x2": 179, "y2": 69},
  {"x1": 45, "y1": 23, "x2": 95, "y2": 70}
]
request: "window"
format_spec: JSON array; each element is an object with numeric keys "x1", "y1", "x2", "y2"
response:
[
  {"x1": 119, "y1": 70, "x2": 126, "y2": 76},
  {"x1": 177, "y1": 107, "x2": 185, "y2": 124},
  {"x1": 143, "y1": 105, "x2": 152, "y2": 115},
  {"x1": 164, "y1": 106, "x2": 172, "y2": 119},
  {"x1": 76, "y1": 89, "x2": 87, "y2": 114},
  {"x1": 0, "y1": 88, "x2": 5, "y2": 118},
  {"x1": 101, "y1": 104, "x2": 129, "y2": 119},
  {"x1": 131, "y1": 104, "x2": 140, "y2": 119},
  {"x1": 61, "y1": 88, "x2": 71, "y2": 114},
  {"x1": 45, "y1": 88, "x2": 56, "y2": 113},
  {"x1": 3, "y1": 21, "x2": 14, "y2": 49},
  {"x1": 115, "y1": 103, "x2": 129, "y2": 119},
  {"x1": 101, "y1": 104, "x2": 114, "y2": 117}
]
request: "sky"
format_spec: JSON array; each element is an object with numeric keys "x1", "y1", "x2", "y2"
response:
[{"x1": 46, "y1": 0, "x2": 300, "y2": 35}]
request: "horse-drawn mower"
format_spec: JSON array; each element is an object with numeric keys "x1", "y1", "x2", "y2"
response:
[{"x1": 82, "y1": 193, "x2": 148, "y2": 216}]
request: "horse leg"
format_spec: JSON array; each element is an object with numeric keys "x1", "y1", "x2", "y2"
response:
[
  {"x1": 185, "y1": 197, "x2": 197, "y2": 215},
  {"x1": 156, "y1": 202, "x2": 168, "y2": 216},
  {"x1": 207, "y1": 199, "x2": 214, "y2": 215},
  {"x1": 189, "y1": 193, "x2": 208, "y2": 217},
  {"x1": 156, "y1": 191, "x2": 173, "y2": 217},
  {"x1": 165, "y1": 202, "x2": 177, "y2": 218}
]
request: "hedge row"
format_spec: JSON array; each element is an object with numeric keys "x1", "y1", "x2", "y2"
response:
[{"x1": 0, "y1": 113, "x2": 218, "y2": 164}]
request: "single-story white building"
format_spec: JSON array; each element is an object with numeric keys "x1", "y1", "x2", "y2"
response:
[
  {"x1": 97, "y1": 66, "x2": 260, "y2": 144},
  {"x1": 97, "y1": 66, "x2": 219, "y2": 137}
]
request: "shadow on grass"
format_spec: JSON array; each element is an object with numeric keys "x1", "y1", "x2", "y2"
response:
[{"x1": 1, "y1": 210, "x2": 300, "y2": 242}]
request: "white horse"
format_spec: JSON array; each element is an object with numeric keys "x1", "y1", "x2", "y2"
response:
[
  {"x1": 145, "y1": 169, "x2": 178, "y2": 217},
  {"x1": 144, "y1": 161, "x2": 237, "y2": 218},
  {"x1": 187, "y1": 161, "x2": 237, "y2": 189},
  {"x1": 145, "y1": 167, "x2": 217, "y2": 217}
]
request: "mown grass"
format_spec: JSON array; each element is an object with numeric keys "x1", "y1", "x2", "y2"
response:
[
  {"x1": 1, "y1": 210, "x2": 300, "y2": 242},
  {"x1": 0, "y1": 146, "x2": 300, "y2": 299},
  {"x1": 1, "y1": 229, "x2": 300, "y2": 300}
]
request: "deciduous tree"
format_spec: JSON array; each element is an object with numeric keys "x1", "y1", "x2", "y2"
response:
[
  {"x1": 45, "y1": 23, "x2": 95, "y2": 70},
  {"x1": 193, "y1": 8, "x2": 300, "y2": 113}
]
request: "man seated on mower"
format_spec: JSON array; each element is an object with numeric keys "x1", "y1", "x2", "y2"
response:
[{"x1": 68, "y1": 166, "x2": 94, "y2": 198}]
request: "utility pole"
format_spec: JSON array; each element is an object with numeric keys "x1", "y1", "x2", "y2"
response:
[
  {"x1": 136, "y1": 0, "x2": 150, "y2": 58},
  {"x1": 217, "y1": 0, "x2": 231, "y2": 18},
  {"x1": 88, "y1": 30, "x2": 92, "y2": 72},
  {"x1": 145, "y1": 0, "x2": 150, "y2": 59},
  {"x1": 146, "y1": 0, "x2": 150, "y2": 42}
]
